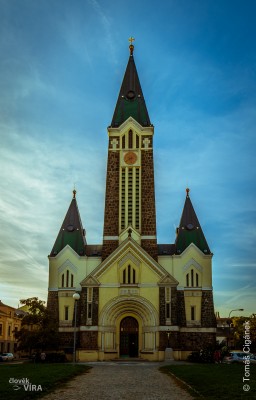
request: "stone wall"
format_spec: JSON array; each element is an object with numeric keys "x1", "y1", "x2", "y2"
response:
[
  {"x1": 102, "y1": 151, "x2": 119, "y2": 260},
  {"x1": 177, "y1": 291, "x2": 186, "y2": 326},
  {"x1": 201, "y1": 291, "x2": 216, "y2": 327},
  {"x1": 179, "y1": 332, "x2": 216, "y2": 351},
  {"x1": 47, "y1": 291, "x2": 59, "y2": 323},
  {"x1": 80, "y1": 331, "x2": 98, "y2": 350},
  {"x1": 141, "y1": 150, "x2": 157, "y2": 260},
  {"x1": 159, "y1": 287, "x2": 165, "y2": 325},
  {"x1": 171, "y1": 287, "x2": 178, "y2": 325}
]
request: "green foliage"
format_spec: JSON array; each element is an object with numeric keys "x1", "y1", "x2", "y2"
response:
[
  {"x1": 0, "y1": 363, "x2": 90, "y2": 400},
  {"x1": 161, "y1": 364, "x2": 256, "y2": 399},
  {"x1": 15, "y1": 297, "x2": 59, "y2": 353},
  {"x1": 232, "y1": 314, "x2": 256, "y2": 351}
]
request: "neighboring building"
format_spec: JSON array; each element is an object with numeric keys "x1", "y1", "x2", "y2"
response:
[
  {"x1": 0, "y1": 300, "x2": 22, "y2": 354},
  {"x1": 47, "y1": 42, "x2": 216, "y2": 361}
]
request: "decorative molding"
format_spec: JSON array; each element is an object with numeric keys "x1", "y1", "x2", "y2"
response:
[
  {"x1": 118, "y1": 251, "x2": 140, "y2": 267},
  {"x1": 103, "y1": 236, "x2": 119, "y2": 240},
  {"x1": 58, "y1": 259, "x2": 78, "y2": 274},
  {"x1": 158, "y1": 274, "x2": 179, "y2": 287},
  {"x1": 183, "y1": 258, "x2": 203, "y2": 273},
  {"x1": 80, "y1": 275, "x2": 100, "y2": 287},
  {"x1": 141, "y1": 235, "x2": 157, "y2": 239}
]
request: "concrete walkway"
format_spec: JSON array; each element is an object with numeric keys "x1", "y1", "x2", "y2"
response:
[{"x1": 42, "y1": 361, "x2": 194, "y2": 400}]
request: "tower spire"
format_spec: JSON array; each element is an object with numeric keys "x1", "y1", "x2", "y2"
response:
[
  {"x1": 175, "y1": 189, "x2": 211, "y2": 255},
  {"x1": 111, "y1": 39, "x2": 151, "y2": 128}
]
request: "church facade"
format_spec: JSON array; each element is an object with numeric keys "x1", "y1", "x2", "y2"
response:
[{"x1": 47, "y1": 42, "x2": 216, "y2": 361}]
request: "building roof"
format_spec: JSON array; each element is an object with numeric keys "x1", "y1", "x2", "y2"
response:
[
  {"x1": 50, "y1": 190, "x2": 87, "y2": 257},
  {"x1": 175, "y1": 189, "x2": 211, "y2": 255},
  {"x1": 111, "y1": 44, "x2": 151, "y2": 128}
]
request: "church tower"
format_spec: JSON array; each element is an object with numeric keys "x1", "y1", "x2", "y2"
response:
[
  {"x1": 47, "y1": 40, "x2": 216, "y2": 362},
  {"x1": 102, "y1": 40, "x2": 157, "y2": 261}
]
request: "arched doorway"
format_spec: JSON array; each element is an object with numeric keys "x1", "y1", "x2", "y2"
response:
[{"x1": 120, "y1": 316, "x2": 138, "y2": 358}]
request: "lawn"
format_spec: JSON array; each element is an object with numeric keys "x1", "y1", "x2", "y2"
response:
[
  {"x1": 0, "y1": 363, "x2": 91, "y2": 400},
  {"x1": 160, "y1": 363, "x2": 256, "y2": 399}
]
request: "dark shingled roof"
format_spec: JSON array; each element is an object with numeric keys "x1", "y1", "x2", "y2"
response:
[
  {"x1": 175, "y1": 189, "x2": 211, "y2": 255},
  {"x1": 158, "y1": 244, "x2": 176, "y2": 256},
  {"x1": 50, "y1": 191, "x2": 87, "y2": 257},
  {"x1": 111, "y1": 46, "x2": 151, "y2": 128}
]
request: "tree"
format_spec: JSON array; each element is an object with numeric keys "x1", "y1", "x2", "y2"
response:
[
  {"x1": 15, "y1": 297, "x2": 59, "y2": 354},
  {"x1": 232, "y1": 314, "x2": 256, "y2": 352}
]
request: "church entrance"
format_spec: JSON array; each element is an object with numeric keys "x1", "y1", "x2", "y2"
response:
[{"x1": 120, "y1": 316, "x2": 138, "y2": 358}]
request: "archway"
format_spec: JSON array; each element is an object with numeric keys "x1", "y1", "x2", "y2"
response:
[{"x1": 120, "y1": 316, "x2": 138, "y2": 358}]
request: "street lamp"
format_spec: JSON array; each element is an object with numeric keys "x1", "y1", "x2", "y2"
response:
[
  {"x1": 73, "y1": 293, "x2": 80, "y2": 363},
  {"x1": 227, "y1": 308, "x2": 244, "y2": 348}
]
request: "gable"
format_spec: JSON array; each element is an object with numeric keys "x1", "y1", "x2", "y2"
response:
[{"x1": 89, "y1": 238, "x2": 172, "y2": 284}]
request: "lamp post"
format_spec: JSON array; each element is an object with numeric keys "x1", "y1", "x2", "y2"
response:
[
  {"x1": 73, "y1": 293, "x2": 80, "y2": 363},
  {"x1": 227, "y1": 308, "x2": 244, "y2": 349}
]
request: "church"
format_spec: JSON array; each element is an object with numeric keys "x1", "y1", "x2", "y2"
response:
[{"x1": 47, "y1": 41, "x2": 216, "y2": 361}]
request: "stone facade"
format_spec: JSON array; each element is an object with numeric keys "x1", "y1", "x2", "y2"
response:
[
  {"x1": 47, "y1": 291, "x2": 59, "y2": 323},
  {"x1": 102, "y1": 151, "x2": 119, "y2": 259},
  {"x1": 47, "y1": 47, "x2": 216, "y2": 362}
]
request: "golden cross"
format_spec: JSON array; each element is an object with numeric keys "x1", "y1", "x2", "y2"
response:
[{"x1": 128, "y1": 37, "x2": 135, "y2": 45}]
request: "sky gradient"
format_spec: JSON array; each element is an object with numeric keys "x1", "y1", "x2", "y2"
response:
[{"x1": 0, "y1": 0, "x2": 255, "y2": 317}]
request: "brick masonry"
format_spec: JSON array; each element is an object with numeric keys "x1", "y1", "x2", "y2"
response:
[
  {"x1": 102, "y1": 150, "x2": 120, "y2": 260},
  {"x1": 47, "y1": 291, "x2": 59, "y2": 323},
  {"x1": 177, "y1": 291, "x2": 186, "y2": 327},
  {"x1": 141, "y1": 150, "x2": 158, "y2": 259},
  {"x1": 201, "y1": 290, "x2": 216, "y2": 327}
]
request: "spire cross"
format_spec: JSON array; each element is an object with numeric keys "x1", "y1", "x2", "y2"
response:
[{"x1": 128, "y1": 37, "x2": 135, "y2": 55}]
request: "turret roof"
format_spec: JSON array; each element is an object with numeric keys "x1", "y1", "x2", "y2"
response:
[
  {"x1": 50, "y1": 190, "x2": 86, "y2": 257},
  {"x1": 175, "y1": 189, "x2": 211, "y2": 255},
  {"x1": 111, "y1": 43, "x2": 151, "y2": 128}
]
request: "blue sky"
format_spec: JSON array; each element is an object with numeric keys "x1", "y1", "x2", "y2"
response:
[{"x1": 0, "y1": 0, "x2": 255, "y2": 317}]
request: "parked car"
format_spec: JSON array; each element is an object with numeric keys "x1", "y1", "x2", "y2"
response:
[
  {"x1": 223, "y1": 351, "x2": 256, "y2": 364},
  {"x1": 0, "y1": 353, "x2": 14, "y2": 361}
]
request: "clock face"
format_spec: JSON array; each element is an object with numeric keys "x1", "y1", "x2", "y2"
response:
[{"x1": 124, "y1": 151, "x2": 137, "y2": 165}]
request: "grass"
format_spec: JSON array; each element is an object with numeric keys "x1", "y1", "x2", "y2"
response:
[
  {"x1": 0, "y1": 362, "x2": 91, "y2": 400},
  {"x1": 160, "y1": 363, "x2": 256, "y2": 399}
]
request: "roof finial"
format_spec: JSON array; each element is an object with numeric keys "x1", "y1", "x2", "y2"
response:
[
  {"x1": 186, "y1": 187, "x2": 190, "y2": 197},
  {"x1": 128, "y1": 36, "x2": 135, "y2": 55},
  {"x1": 73, "y1": 185, "x2": 77, "y2": 199}
]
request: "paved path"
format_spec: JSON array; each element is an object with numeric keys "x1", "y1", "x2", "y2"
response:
[{"x1": 42, "y1": 362, "x2": 194, "y2": 400}]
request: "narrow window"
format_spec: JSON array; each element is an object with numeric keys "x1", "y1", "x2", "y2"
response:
[
  {"x1": 191, "y1": 269, "x2": 194, "y2": 287},
  {"x1": 128, "y1": 264, "x2": 131, "y2": 283},
  {"x1": 66, "y1": 270, "x2": 69, "y2": 287},
  {"x1": 196, "y1": 273, "x2": 199, "y2": 287},
  {"x1": 123, "y1": 269, "x2": 126, "y2": 284},
  {"x1": 71, "y1": 274, "x2": 74, "y2": 287},
  {"x1": 128, "y1": 130, "x2": 133, "y2": 148},
  {"x1": 186, "y1": 273, "x2": 189, "y2": 287},
  {"x1": 62, "y1": 273, "x2": 64, "y2": 287},
  {"x1": 191, "y1": 306, "x2": 195, "y2": 321},
  {"x1": 136, "y1": 134, "x2": 139, "y2": 148},
  {"x1": 133, "y1": 268, "x2": 136, "y2": 283},
  {"x1": 88, "y1": 303, "x2": 92, "y2": 319},
  {"x1": 64, "y1": 306, "x2": 69, "y2": 321},
  {"x1": 87, "y1": 288, "x2": 93, "y2": 302},
  {"x1": 122, "y1": 135, "x2": 125, "y2": 149}
]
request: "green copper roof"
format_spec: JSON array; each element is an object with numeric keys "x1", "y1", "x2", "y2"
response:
[
  {"x1": 111, "y1": 46, "x2": 151, "y2": 127},
  {"x1": 50, "y1": 190, "x2": 86, "y2": 257},
  {"x1": 175, "y1": 189, "x2": 211, "y2": 255}
]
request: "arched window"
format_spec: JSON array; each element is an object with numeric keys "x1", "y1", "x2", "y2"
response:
[
  {"x1": 122, "y1": 264, "x2": 136, "y2": 284},
  {"x1": 128, "y1": 130, "x2": 133, "y2": 148}
]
